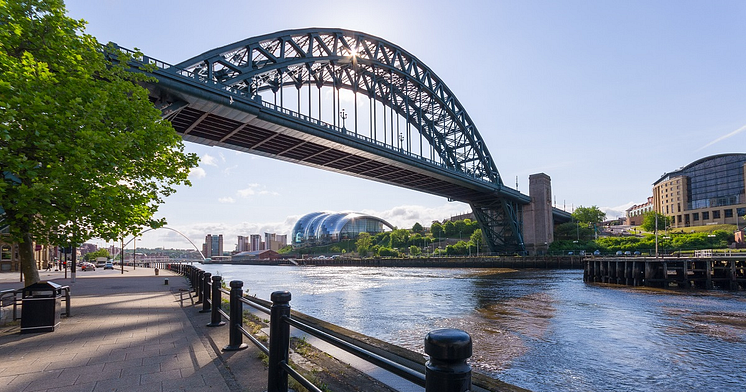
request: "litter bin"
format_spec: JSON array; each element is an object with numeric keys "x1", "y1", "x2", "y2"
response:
[{"x1": 21, "y1": 281, "x2": 63, "y2": 333}]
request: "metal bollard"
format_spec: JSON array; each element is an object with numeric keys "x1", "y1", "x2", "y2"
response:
[
  {"x1": 207, "y1": 275, "x2": 225, "y2": 327},
  {"x1": 195, "y1": 270, "x2": 204, "y2": 304},
  {"x1": 223, "y1": 280, "x2": 248, "y2": 351},
  {"x1": 424, "y1": 329, "x2": 472, "y2": 392},
  {"x1": 164, "y1": 278, "x2": 169, "y2": 285},
  {"x1": 200, "y1": 272, "x2": 212, "y2": 313},
  {"x1": 267, "y1": 291, "x2": 292, "y2": 392}
]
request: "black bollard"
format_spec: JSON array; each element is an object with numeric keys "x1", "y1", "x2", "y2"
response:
[
  {"x1": 207, "y1": 275, "x2": 225, "y2": 327},
  {"x1": 267, "y1": 291, "x2": 291, "y2": 392},
  {"x1": 200, "y1": 272, "x2": 212, "y2": 313},
  {"x1": 424, "y1": 329, "x2": 472, "y2": 392},
  {"x1": 195, "y1": 270, "x2": 204, "y2": 304},
  {"x1": 223, "y1": 280, "x2": 248, "y2": 351}
]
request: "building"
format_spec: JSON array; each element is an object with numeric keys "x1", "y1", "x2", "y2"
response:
[
  {"x1": 249, "y1": 234, "x2": 263, "y2": 251},
  {"x1": 626, "y1": 197, "x2": 654, "y2": 226},
  {"x1": 232, "y1": 249, "x2": 280, "y2": 262},
  {"x1": 236, "y1": 236, "x2": 250, "y2": 252},
  {"x1": 291, "y1": 212, "x2": 394, "y2": 247},
  {"x1": 202, "y1": 234, "x2": 223, "y2": 258},
  {"x1": 264, "y1": 233, "x2": 288, "y2": 251},
  {"x1": 653, "y1": 154, "x2": 746, "y2": 229}
]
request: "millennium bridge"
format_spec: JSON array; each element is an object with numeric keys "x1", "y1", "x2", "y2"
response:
[{"x1": 118, "y1": 28, "x2": 571, "y2": 254}]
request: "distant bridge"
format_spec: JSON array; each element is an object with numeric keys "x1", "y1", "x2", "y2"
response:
[{"x1": 119, "y1": 28, "x2": 571, "y2": 254}]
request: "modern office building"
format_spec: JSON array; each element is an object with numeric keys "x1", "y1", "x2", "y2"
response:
[
  {"x1": 291, "y1": 212, "x2": 394, "y2": 247},
  {"x1": 653, "y1": 153, "x2": 746, "y2": 229},
  {"x1": 249, "y1": 234, "x2": 263, "y2": 251},
  {"x1": 203, "y1": 234, "x2": 223, "y2": 258}
]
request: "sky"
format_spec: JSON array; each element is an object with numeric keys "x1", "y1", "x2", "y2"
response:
[{"x1": 62, "y1": 0, "x2": 746, "y2": 251}]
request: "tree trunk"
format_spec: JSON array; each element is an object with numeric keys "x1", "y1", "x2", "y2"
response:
[{"x1": 18, "y1": 222, "x2": 40, "y2": 286}]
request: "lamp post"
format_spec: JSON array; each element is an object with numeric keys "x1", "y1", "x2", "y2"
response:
[{"x1": 339, "y1": 109, "x2": 347, "y2": 130}]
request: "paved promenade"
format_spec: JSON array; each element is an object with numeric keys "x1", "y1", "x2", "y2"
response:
[{"x1": 0, "y1": 267, "x2": 259, "y2": 392}]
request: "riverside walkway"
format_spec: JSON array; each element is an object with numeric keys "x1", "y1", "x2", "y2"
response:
[{"x1": 0, "y1": 267, "x2": 267, "y2": 392}]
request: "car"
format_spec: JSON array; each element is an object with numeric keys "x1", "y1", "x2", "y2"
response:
[
  {"x1": 624, "y1": 251, "x2": 632, "y2": 256},
  {"x1": 81, "y1": 262, "x2": 96, "y2": 271},
  {"x1": 616, "y1": 251, "x2": 623, "y2": 256},
  {"x1": 104, "y1": 261, "x2": 114, "y2": 270},
  {"x1": 593, "y1": 250, "x2": 601, "y2": 256}
]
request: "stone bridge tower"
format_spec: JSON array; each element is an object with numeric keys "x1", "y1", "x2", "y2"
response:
[{"x1": 523, "y1": 173, "x2": 554, "y2": 255}]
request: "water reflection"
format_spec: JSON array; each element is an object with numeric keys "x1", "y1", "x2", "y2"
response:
[{"x1": 201, "y1": 265, "x2": 746, "y2": 392}]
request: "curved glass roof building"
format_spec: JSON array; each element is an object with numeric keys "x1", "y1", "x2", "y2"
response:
[{"x1": 291, "y1": 212, "x2": 394, "y2": 247}]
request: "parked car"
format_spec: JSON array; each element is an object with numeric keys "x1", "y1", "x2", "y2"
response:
[
  {"x1": 104, "y1": 261, "x2": 114, "y2": 270},
  {"x1": 81, "y1": 262, "x2": 96, "y2": 271}
]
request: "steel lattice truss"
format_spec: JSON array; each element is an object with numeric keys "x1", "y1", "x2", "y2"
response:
[{"x1": 173, "y1": 28, "x2": 502, "y2": 186}]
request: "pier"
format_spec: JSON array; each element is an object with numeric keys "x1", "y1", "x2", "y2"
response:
[{"x1": 584, "y1": 256, "x2": 746, "y2": 289}]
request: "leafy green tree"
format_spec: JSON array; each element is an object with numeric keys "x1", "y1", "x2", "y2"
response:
[
  {"x1": 641, "y1": 212, "x2": 670, "y2": 232},
  {"x1": 470, "y1": 229, "x2": 484, "y2": 253},
  {"x1": 411, "y1": 222, "x2": 423, "y2": 233},
  {"x1": 0, "y1": 0, "x2": 199, "y2": 284},
  {"x1": 573, "y1": 206, "x2": 606, "y2": 225},
  {"x1": 389, "y1": 229, "x2": 410, "y2": 248},
  {"x1": 355, "y1": 232, "x2": 372, "y2": 256},
  {"x1": 444, "y1": 221, "x2": 456, "y2": 237},
  {"x1": 408, "y1": 245, "x2": 421, "y2": 256},
  {"x1": 431, "y1": 222, "x2": 444, "y2": 238}
]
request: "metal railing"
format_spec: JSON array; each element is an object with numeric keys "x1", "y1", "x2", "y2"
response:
[
  {"x1": 160, "y1": 262, "x2": 473, "y2": 392},
  {"x1": 0, "y1": 284, "x2": 72, "y2": 324}
]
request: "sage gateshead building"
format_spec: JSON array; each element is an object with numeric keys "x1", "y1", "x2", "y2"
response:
[
  {"x1": 653, "y1": 153, "x2": 746, "y2": 229},
  {"x1": 291, "y1": 212, "x2": 394, "y2": 247}
]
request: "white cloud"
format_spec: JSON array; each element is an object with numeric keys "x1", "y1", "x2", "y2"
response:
[
  {"x1": 237, "y1": 183, "x2": 279, "y2": 198},
  {"x1": 218, "y1": 197, "x2": 235, "y2": 204},
  {"x1": 201, "y1": 154, "x2": 218, "y2": 166},
  {"x1": 188, "y1": 167, "x2": 206, "y2": 179}
]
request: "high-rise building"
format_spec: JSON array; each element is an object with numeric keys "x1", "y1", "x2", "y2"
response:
[
  {"x1": 236, "y1": 236, "x2": 250, "y2": 252},
  {"x1": 203, "y1": 234, "x2": 223, "y2": 258},
  {"x1": 250, "y1": 234, "x2": 263, "y2": 251}
]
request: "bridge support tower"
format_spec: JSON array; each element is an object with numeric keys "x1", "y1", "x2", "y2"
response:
[{"x1": 522, "y1": 173, "x2": 554, "y2": 255}]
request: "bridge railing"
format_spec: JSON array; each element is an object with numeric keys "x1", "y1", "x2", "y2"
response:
[
  {"x1": 112, "y1": 45, "x2": 494, "y2": 186},
  {"x1": 160, "y1": 262, "x2": 473, "y2": 392}
]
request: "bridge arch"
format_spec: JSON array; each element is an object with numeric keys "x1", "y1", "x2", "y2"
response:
[
  {"x1": 111, "y1": 226, "x2": 206, "y2": 262},
  {"x1": 172, "y1": 28, "x2": 502, "y2": 185}
]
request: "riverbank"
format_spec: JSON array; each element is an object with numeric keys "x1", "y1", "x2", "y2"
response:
[{"x1": 207, "y1": 255, "x2": 585, "y2": 269}]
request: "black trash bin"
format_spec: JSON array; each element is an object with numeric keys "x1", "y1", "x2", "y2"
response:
[{"x1": 21, "y1": 281, "x2": 63, "y2": 333}]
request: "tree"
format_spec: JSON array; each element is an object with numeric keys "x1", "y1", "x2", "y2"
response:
[
  {"x1": 470, "y1": 229, "x2": 484, "y2": 254},
  {"x1": 355, "y1": 232, "x2": 372, "y2": 256},
  {"x1": 430, "y1": 222, "x2": 444, "y2": 238},
  {"x1": 573, "y1": 206, "x2": 606, "y2": 225},
  {"x1": 408, "y1": 245, "x2": 421, "y2": 256},
  {"x1": 411, "y1": 222, "x2": 423, "y2": 234},
  {"x1": 641, "y1": 212, "x2": 670, "y2": 233},
  {"x1": 444, "y1": 221, "x2": 456, "y2": 237},
  {"x1": 0, "y1": 0, "x2": 199, "y2": 285},
  {"x1": 389, "y1": 229, "x2": 410, "y2": 248}
]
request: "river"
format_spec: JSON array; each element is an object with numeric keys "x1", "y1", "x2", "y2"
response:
[{"x1": 199, "y1": 264, "x2": 746, "y2": 392}]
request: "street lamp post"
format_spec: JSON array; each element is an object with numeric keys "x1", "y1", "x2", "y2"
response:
[{"x1": 339, "y1": 109, "x2": 347, "y2": 130}]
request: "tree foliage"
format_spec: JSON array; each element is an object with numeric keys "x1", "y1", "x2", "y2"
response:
[
  {"x1": 572, "y1": 206, "x2": 606, "y2": 224},
  {"x1": 640, "y1": 212, "x2": 670, "y2": 232},
  {"x1": 0, "y1": 0, "x2": 199, "y2": 284},
  {"x1": 355, "y1": 232, "x2": 372, "y2": 256}
]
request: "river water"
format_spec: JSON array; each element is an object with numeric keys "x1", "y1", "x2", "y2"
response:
[{"x1": 199, "y1": 264, "x2": 746, "y2": 392}]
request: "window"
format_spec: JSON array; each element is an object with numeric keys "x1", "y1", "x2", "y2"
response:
[
  {"x1": 703, "y1": 211, "x2": 710, "y2": 220},
  {"x1": 1, "y1": 245, "x2": 10, "y2": 260},
  {"x1": 693, "y1": 212, "x2": 699, "y2": 221},
  {"x1": 713, "y1": 210, "x2": 721, "y2": 219},
  {"x1": 724, "y1": 209, "x2": 733, "y2": 218}
]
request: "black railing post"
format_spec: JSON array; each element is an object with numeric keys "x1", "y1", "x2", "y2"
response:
[
  {"x1": 200, "y1": 272, "x2": 212, "y2": 313},
  {"x1": 424, "y1": 329, "x2": 472, "y2": 392},
  {"x1": 268, "y1": 291, "x2": 291, "y2": 392},
  {"x1": 195, "y1": 270, "x2": 204, "y2": 304},
  {"x1": 223, "y1": 280, "x2": 248, "y2": 351},
  {"x1": 207, "y1": 275, "x2": 225, "y2": 327}
]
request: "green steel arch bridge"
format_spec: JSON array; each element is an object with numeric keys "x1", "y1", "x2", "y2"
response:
[{"x1": 120, "y1": 28, "x2": 570, "y2": 254}]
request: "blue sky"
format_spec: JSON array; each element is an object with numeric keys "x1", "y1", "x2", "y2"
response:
[{"x1": 63, "y1": 0, "x2": 746, "y2": 250}]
